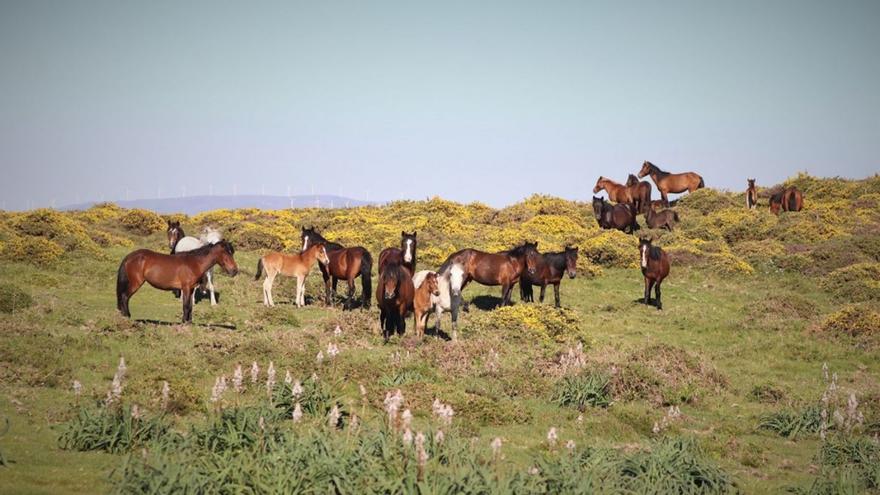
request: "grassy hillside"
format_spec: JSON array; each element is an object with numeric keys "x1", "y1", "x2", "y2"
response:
[{"x1": 1, "y1": 173, "x2": 879, "y2": 493}]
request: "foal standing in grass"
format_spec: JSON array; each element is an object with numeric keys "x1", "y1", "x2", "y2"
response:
[
  {"x1": 639, "y1": 237, "x2": 670, "y2": 310},
  {"x1": 255, "y1": 243, "x2": 330, "y2": 307}
]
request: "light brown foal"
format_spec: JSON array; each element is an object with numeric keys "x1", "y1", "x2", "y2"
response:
[
  {"x1": 413, "y1": 271, "x2": 441, "y2": 338},
  {"x1": 255, "y1": 243, "x2": 330, "y2": 307},
  {"x1": 593, "y1": 176, "x2": 633, "y2": 204}
]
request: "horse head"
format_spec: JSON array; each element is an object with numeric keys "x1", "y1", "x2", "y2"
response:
[
  {"x1": 301, "y1": 226, "x2": 321, "y2": 251},
  {"x1": 401, "y1": 231, "x2": 417, "y2": 263},
  {"x1": 627, "y1": 174, "x2": 640, "y2": 187},
  {"x1": 592, "y1": 177, "x2": 606, "y2": 194},
  {"x1": 382, "y1": 266, "x2": 400, "y2": 300},
  {"x1": 638, "y1": 161, "x2": 653, "y2": 178},
  {"x1": 166, "y1": 220, "x2": 183, "y2": 251},
  {"x1": 591, "y1": 196, "x2": 606, "y2": 220},
  {"x1": 564, "y1": 246, "x2": 578, "y2": 279},
  {"x1": 424, "y1": 271, "x2": 440, "y2": 297},
  {"x1": 214, "y1": 241, "x2": 239, "y2": 277},
  {"x1": 314, "y1": 243, "x2": 330, "y2": 265}
]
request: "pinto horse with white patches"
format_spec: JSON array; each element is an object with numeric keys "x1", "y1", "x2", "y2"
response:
[{"x1": 437, "y1": 241, "x2": 539, "y2": 339}]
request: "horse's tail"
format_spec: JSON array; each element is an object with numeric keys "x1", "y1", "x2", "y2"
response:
[
  {"x1": 255, "y1": 258, "x2": 264, "y2": 281},
  {"x1": 787, "y1": 191, "x2": 798, "y2": 212},
  {"x1": 697, "y1": 176, "x2": 705, "y2": 189},
  {"x1": 360, "y1": 250, "x2": 372, "y2": 309},
  {"x1": 116, "y1": 258, "x2": 129, "y2": 312}
]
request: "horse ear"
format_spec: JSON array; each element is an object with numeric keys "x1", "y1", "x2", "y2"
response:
[{"x1": 412, "y1": 231, "x2": 416, "y2": 236}]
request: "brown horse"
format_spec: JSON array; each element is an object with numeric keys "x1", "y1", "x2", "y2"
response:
[
  {"x1": 255, "y1": 243, "x2": 330, "y2": 307},
  {"x1": 769, "y1": 186, "x2": 804, "y2": 214},
  {"x1": 746, "y1": 178, "x2": 758, "y2": 209},
  {"x1": 413, "y1": 271, "x2": 440, "y2": 338},
  {"x1": 377, "y1": 262, "x2": 414, "y2": 341},
  {"x1": 626, "y1": 174, "x2": 653, "y2": 214},
  {"x1": 378, "y1": 231, "x2": 417, "y2": 274},
  {"x1": 638, "y1": 161, "x2": 704, "y2": 206},
  {"x1": 116, "y1": 241, "x2": 239, "y2": 323},
  {"x1": 437, "y1": 242, "x2": 539, "y2": 335},
  {"x1": 166, "y1": 220, "x2": 184, "y2": 252},
  {"x1": 592, "y1": 196, "x2": 639, "y2": 233},
  {"x1": 301, "y1": 227, "x2": 372, "y2": 309},
  {"x1": 639, "y1": 237, "x2": 670, "y2": 310},
  {"x1": 520, "y1": 246, "x2": 578, "y2": 308},
  {"x1": 593, "y1": 176, "x2": 633, "y2": 205},
  {"x1": 644, "y1": 205, "x2": 679, "y2": 231}
]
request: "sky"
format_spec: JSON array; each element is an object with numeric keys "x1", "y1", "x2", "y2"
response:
[{"x1": 1, "y1": 0, "x2": 878, "y2": 210}]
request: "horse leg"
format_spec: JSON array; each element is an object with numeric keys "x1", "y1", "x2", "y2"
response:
[
  {"x1": 644, "y1": 277, "x2": 652, "y2": 305},
  {"x1": 206, "y1": 270, "x2": 216, "y2": 306},
  {"x1": 119, "y1": 277, "x2": 144, "y2": 318},
  {"x1": 553, "y1": 283, "x2": 561, "y2": 308},
  {"x1": 323, "y1": 272, "x2": 333, "y2": 306},
  {"x1": 380, "y1": 308, "x2": 388, "y2": 342},
  {"x1": 450, "y1": 291, "x2": 460, "y2": 341},
  {"x1": 343, "y1": 278, "x2": 355, "y2": 310},
  {"x1": 182, "y1": 285, "x2": 194, "y2": 323},
  {"x1": 655, "y1": 281, "x2": 663, "y2": 310},
  {"x1": 661, "y1": 191, "x2": 669, "y2": 207},
  {"x1": 539, "y1": 284, "x2": 546, "y2": 303}
]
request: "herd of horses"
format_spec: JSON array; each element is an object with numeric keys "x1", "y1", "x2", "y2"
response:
[{"x1": 115, "y1": 161, "x2": 804, "y2": 341}]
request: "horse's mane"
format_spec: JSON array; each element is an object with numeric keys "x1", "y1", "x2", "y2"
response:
[
  {"x1": 199, "y1": 227, "x2": 222, "y2": 244},
  {"x1": 178, "y1": 240, "x2": 233, "y2": 257},
  {"x1": 542, "y1": 251, "x2": 568, "y2": 269},
  {"x1": 304, "y1": 228, "x2": 344, "y2": 251},
  {"x1": 649, "y1": 246, "x2": 663, "y2": 261},
  {"x1": 627, "y1": 174, "x2": 640, "y2": 186},
  {"x1": 506, "y1": 243, "x2": 535, "y2": 258},
  {"x1": 381, "y1": 261, "x2": 408, "y2": 282},
  {"x1": 645, "y1": 162, "x2": 668, "y2": 177}
]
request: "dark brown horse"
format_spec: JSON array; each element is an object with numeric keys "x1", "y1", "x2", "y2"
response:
[
  {"x1": 301, "y1": 227, "x2": 372, "y2": 309},
  {"x1": 378, "y1": 231, "x2": 417, "y2": 274},
  {"x1": 437, "y1": 242, "x2": 539, "y2": 335},
  {"x1": 746, "y1": 178, "x2": 758, "y2": 209},
  {"x1": 639, "y1": 237, "x2": 669, "y2": 310},
  {"x1": 520, "y1": 246, "x2": 578, "y2": 308},
  {"x1": 769, "y1": 186, "x2": 804, "y2": 214},
  {"x1": 644, "y1": 205, "x2": 679, "y2": 231},
  {"x1": 638, "y1": 161, "x2": 704, "y2": 206},
  {"x1": 166, "y1": 220, "x2": 184, "y2": 252},
  {"x1": 377, "y1": 261, "x2": 414, "y2": 341},
  {"x1": 626, "y1": 174, "x2": 653, "y2": 214},
  {"x1": 592, "y1": 196, "x2": 639, "y2": 233},
  {"x1": 116, "y1": 241, "x2": 239, "y2": 323}
]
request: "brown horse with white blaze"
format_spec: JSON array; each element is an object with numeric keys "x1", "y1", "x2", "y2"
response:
[
  {"x1": 638, "y1": 161, "x2": 704, "y2": 206},
  {"x1": 377, "y1": 262, "x2": 415, "y2": 341},
  {"x1": 116, "y1": 241, "x2": 239, "y2": 323},
  {"x1": 639, "y1": 237, "x2": 670, "y2": 310},
  {"x1": 379, "y1": 231, "x2": 417, "y2": 274},
  {"x1": 255, "y1": 243, "x2": 330, "y2": 307},
  {"x1": 301, "y1": 227, "x2": 373, "y2": 309}
]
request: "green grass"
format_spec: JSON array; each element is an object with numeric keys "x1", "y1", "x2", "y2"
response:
[{"x1": 0, "y1": 240, "x2": 878, "y2": 493}]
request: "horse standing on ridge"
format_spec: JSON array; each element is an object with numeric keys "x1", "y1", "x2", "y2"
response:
[
  {"x1": 592, "y1": 196, "x2": 639, "y2": 233},
  {"x1": 638, "y1": 161, "x2": 704, "y2": 206},
  {"x1": 746, "y1": 178, "x2": 758, "y2": 209},
  {"x1": 626, "y1": 174, "x2": 653, "y2": 214}
]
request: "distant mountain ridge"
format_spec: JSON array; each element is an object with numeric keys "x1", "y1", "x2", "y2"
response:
[{"x1": 62, "y1": 195, "x2": 379, "y2": 215}]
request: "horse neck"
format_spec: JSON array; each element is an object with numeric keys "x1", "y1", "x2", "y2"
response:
[
  {"x1": 301, "y1": 246, "x2": 320, "y2": 265},
  {"x1": 191, "y1": 246, "x2": 222, "y2": 273},
  {"x1": 649, "y1": 165, "x2": 668, "y2": 180}
]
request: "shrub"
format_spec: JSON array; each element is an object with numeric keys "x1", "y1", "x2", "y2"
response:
[
  {"x1": 705, "y1": 207, "x2": 777, "y2": 244},
  {"x1": 733, "y1": 239, "x2": 786, "y2": 270},
  {"x1": 12, "y1": 208, "x2": 101, "y2": 255},
  {"x1": 771, "y1": 213, "x2": 842, "y2": 243},
  {"x1": 553, "y1": 371, "x2": 611, "y2": 409},
  {"x1": 469, "y1": 304, "x2": 586, "y2": 345},
  {"x1": 807, "y1": 237, "x2": 873, "y2": 275},
  {"x1": 820, "y1": 263, "x2": 880, "y2": 302},
  {"x1": 820, "y1": 304, "x2": 880, "y2": 339},
  {"x1": 228, "y1": 224, "x2": 287, "y2": 251},
  {"x1": 581, "y1": 230, "x2": 639, "y2": 268},
  {"x1": 0, "y1": 284, "x2": 33, "y2": 313},
  {"x1": 0, "y1": 235, "x2": 65, "y2": 265},
  {"x1": 119, "y1": 208, "x2": 166, "y2": 235},
  {"x1": 852, "y1": 234, "x2": 880, "y2": 262},
  {"x1": 675, "y1": 188, "x2": 741, "y2": 215}
]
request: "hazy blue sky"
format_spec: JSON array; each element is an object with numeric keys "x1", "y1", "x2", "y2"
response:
[{"x1": 1, "y1": 0, "x2": 878, "y2": 209}]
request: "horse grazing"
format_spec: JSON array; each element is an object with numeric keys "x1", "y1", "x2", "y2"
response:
[
  {"x1": 412, "y1": 271, "x2": 440, "y2": 338},
  {"x1": 379, "y1": 231, "x2": 417, "y2": 274},
  {"x1": 301, "y1": 227, "x2": 373, "y2": 309},
  {"x1": 255, "y1": 243, "x2": 330, "y2": 307},
  {"x1": 638, "y1": 237, "x2": 670, "y2": 310},
  {"x1": 638, "y1": 161, "x2": 704, "y2": 206},
  {"x1": 644, "y1": 205, "x2": 679, "y2": 231},
  {"x1": 520, "y1": 246, "x2": 578, "y2": 308},
  {"x1": 116, "y1": 241, "x2": 239, "y2": 323},
  {"x1": 437, "y1": 241, "x2": 539, "y2": 338},
  {"x1": 746, "y1": 178, "x2": 758, "y2": 209},
  {"x1": 592, "y1": 196, "x2": 639, "y2": 233},
  {"x1": 377, "y1": 262, "x2": 414, "y2": 341},
  {"x1": 593, "y1": 177, "x2": 633, "y2": 205},
  {"x1": 626, "y1": 174, "x2": 653, "y2": 214},
  {"x1": 167, "y1": 222, "x2": 223, "y2": 305},
  {"x1": 769, "y1": 186, "x2": 804, "y2": 214}
]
